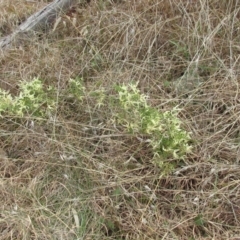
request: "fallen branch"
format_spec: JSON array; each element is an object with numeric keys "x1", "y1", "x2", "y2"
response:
[{"x1": 0, "y1": 0, "x2": 77, "y2": 50}]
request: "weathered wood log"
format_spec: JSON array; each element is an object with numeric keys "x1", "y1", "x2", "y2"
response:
[{"x1": 0, "y1": 0, "x2": 77, "y2": 50}]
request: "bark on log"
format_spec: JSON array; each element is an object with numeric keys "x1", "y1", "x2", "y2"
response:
[{"x1": 0, "y1": 0, "x2": 77, "y2": 50}]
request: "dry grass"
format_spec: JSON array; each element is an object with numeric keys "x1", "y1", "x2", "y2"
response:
[{"x1": 1, "y1": 0, "x2": 240, "y2": 239}]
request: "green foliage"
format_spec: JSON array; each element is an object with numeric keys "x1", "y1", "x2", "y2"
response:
[
  {"x1": 68, "y1": 77, "x2": 85, "y2": 101},
  {"x1": 115, "y1": 82, "x2": 192, "y2": 173},
  {"x1": 169, "y1": 40, "x2": 190, "y2": 60},
  {"x1": 0, "y1": 77, "x2": 192, "y2": 173},
  {"x1": 0, "y1": 78, "x2": 55, "y2": 117},
  {"x1": 0, "y1": 88, "x2": 14, "y2": 113},
  {"x1": 89, "y1": 88, "x2": 106, "y2": 108},
  {"x1": 194, "y1": 214, "x2": 205, "y2": 226}
]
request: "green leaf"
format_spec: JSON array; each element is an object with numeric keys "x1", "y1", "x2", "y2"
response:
[
  {"x1": 194, "y1": 214, "x2": 205, "y2": 226},
  {"x1": 114, "y1": 82, "x2": 192, "y2": 173}
]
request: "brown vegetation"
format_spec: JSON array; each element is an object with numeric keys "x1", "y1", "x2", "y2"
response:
[{"x1": 1, "y1": 0, "x2": 240, "y2": 239}]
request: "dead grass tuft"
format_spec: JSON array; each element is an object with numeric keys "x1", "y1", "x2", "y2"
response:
[{"x1": 1, "y1": 0, "x2": 240, "y2": 239}]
